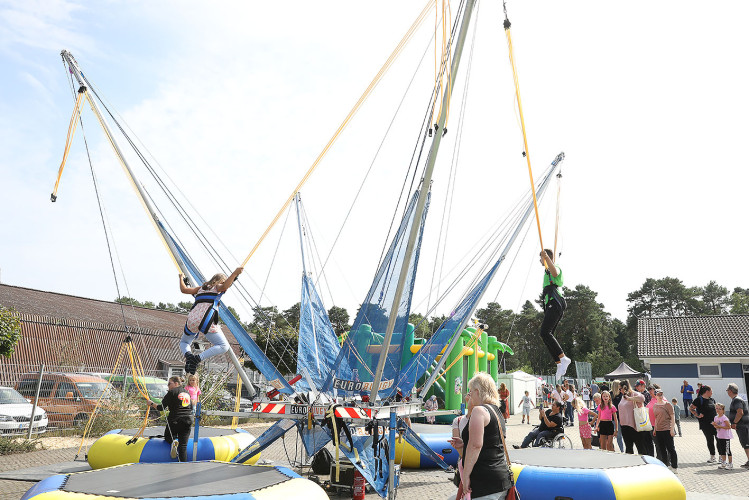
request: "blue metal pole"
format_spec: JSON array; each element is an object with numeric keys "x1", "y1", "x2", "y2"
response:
[
  {"x1": 192, "y1": 401, "x2": 201, "y2": 462},
  {"x1": 388, "y1": 411, "x2": 396, "y2": 499}
]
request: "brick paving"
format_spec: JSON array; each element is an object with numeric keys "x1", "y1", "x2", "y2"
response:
[{"x1": 2, "y1": 416, "x2": 748, "y2": 500}]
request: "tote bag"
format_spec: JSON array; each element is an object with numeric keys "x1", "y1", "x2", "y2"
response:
[{"x1": 634, "y1": 403, "x2": 652, "y2": 432}]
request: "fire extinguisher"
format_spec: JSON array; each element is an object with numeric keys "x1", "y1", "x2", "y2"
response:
[{"x1": 352, "y1": 469, "x2": 365, "y2": 500}]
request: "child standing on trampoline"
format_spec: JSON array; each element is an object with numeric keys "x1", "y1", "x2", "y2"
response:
[
  {"x1": 179, "y1": 268, "x2": 243, "y2": 374},
  {"x1": 538, "y1": 250, "x2": 570, "y2": 381}
]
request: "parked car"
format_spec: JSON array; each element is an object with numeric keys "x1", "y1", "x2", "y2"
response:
[
  {"x1": 94, "y1": 374, "x2": 169, "y2": 405},
  {"x1": 217, "y1": 390, "x2": 253, "y2": 412},
  {"x1": 0, "y1": 386, "x2": 48, "y2": 436},
  {"x1": 16, "y1": 372, "x2": 113, "y2": 428}
]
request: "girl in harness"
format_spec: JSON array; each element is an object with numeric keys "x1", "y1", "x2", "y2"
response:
[
  {"x1": 179, "y1": 267, "x2": 243, "y2": 374},
  {"x1": 538, "y1": 249, "x2": 571, "y2": 381}
]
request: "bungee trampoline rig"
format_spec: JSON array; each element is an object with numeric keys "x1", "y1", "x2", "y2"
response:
[{"x1": 43, "y1": 1, "x2": 588, "y2": 499}]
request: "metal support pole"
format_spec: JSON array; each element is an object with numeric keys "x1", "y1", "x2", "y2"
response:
[
  {"x1": 388, "y1": 411, "x2": 396, "y2": 500},
  {"x1": 27, "y1": 364, "x2": 44, "y2": 439},
  {"x1": 370, "y1": 0, "x2": 478, "y2": 402},
  {"x1": 192, "y1": 401, "x2": 201, "y2": 461}
]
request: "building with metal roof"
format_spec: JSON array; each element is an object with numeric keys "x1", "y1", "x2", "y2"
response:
[{"x1": 0, "y1": 284, "x2": 247, "y2": 386}]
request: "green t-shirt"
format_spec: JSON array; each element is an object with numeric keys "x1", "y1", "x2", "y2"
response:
[{"x1": 543, "y1": 265, "x2": 564, "y2": 305}]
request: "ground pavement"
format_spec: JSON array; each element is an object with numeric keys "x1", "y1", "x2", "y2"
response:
[{"x1": 1, "y1": 416, "x2": 747, "y2": 500}]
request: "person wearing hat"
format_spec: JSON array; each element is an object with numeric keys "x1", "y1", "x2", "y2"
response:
[
  {"x1": 636, "y1": 380, "x2": 651, "y2": 404},
  {"x1": 681, "y1": 380, "x2": 694, "y2": 418}
]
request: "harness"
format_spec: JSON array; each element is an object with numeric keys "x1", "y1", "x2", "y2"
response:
[
  {"x1": 543, "y1": 270, "x2": 566, "y2": 311},
  {"x1": 184, "y1": 291, "x2": 224, "y2": 336}
]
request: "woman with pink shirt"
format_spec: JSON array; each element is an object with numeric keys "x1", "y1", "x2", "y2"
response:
[
  {"x1": 617, "y1": 380, "x2": 645, "y2": 454},
  {"x1": 653, "y1": 389, "x2": 677, "y2": 469},
  {"x1": 595, "y1": 391, "x2": 618, "y2": 451}
]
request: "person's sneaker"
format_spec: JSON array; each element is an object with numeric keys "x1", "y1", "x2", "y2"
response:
[
  {"x1": 718, "y1": 461, "x2": 726, "y2": 469},
  {"x1": 707, "y1": 456, "x2": 717, "y2": 463},
  {"x1": 170, "y1": 440, "x2": 178, "y2": 459},
  {"x1": 555, "y1": 356, "x2": 572, "y2": 381},
  {"x1": 741, "y1": 460, "x2": 749, "y2": 469},
  {"x1": 725, "y1": 462, "x2": 733, "y2": 470},
  {"x1": 512, "y1": 445, "x2": 520, "y2": 449}
]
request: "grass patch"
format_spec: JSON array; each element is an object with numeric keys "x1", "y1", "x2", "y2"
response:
[{"x1": 0, "y1": 436, "x2": 43, "y2": 455}]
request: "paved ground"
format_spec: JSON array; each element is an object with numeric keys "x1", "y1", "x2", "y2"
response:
[{"x1": 1, "y1": 416, "x2": 748, "y2": 500}]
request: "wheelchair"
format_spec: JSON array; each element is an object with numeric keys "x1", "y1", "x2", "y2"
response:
[{"x1": 533, "y1": 428, "x2": 573, "y2": 449}]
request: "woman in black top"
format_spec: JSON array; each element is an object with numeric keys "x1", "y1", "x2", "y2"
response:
[
  {"x1": 449, "y1": 372, "x2": 510, "y2": 500},
  {"x1": 147, "y1": 376, "x2": 193, "y2": 462},
  {"x1": 690, "y1": 385, "x2": 718, "y2": 463}
]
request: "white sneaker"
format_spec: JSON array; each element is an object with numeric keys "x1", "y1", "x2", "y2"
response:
[
  {"x1": 707, "y1": 456, "x2": 717, "y2": 463},
  {"x1": 170, "y1": 440, "x2": 178, "y2": 459},
  {"x1": 718, "y1": 461, "x2": 726, "y2": 469},
  {"x1": 725, "y1": 462, "x2": 733, "y2": 470},
  {"x1": 556, "y1": 356, "x2": 571, "y2": 381}
]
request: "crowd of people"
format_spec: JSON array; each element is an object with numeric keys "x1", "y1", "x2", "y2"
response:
[{"x1": 532, "y1": 378, "x2": 749, "y2": 471}]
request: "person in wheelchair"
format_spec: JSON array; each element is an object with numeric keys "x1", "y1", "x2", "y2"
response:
[{"x1": 514, "y1": 401, "x2": 565, "y2": 448}]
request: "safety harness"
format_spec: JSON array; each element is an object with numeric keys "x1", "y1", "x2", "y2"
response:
[
  {"x1": 543, "y1": 271, "x2": 566, "y2": 311},
  {"x1": 323, "y1": 403, "x2": 360, "y2": 481},
  {"x1": 184, "y1": 291, "x2": 224, "y2": 336}
]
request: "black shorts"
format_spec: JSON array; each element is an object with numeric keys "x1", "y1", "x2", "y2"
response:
[{"x1": 598, "y1": 420, "x2": 615, "y2": 436}]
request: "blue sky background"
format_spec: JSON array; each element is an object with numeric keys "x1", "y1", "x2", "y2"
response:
[{"x1": 2, "y1": 0, "x2": 749, "y2": 327}]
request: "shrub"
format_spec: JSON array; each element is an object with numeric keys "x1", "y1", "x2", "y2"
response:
[
  {"x1": 0, "y1": 437, "x2": 43, "y2": 455},
  {"x1": 0, "y1": 307, "x2": 21, "y2": 357}
]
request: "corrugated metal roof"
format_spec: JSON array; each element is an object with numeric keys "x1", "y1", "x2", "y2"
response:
[
  {"x1": 637, "y1": 315, "x2": 749, "y2": 358},
  {"x1": 0, "y1": 285, "x2": 243, "y2": 385}
]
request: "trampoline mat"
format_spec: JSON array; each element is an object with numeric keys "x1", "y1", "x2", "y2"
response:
[
  {"x1": 117, "y1": 427, "x2": 241, "y2": 438},
  {"x1": 64, "y1": 462, "x2": 291, "y2": 497},
  {"x1": 510, "y1": 448, "x2": 648, "y2": 469}
]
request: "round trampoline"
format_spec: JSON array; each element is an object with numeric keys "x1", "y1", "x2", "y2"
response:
[
  {"x1": 509, "y1": 448, "x2": 685, "y2": 500},
  {"x1": 20, "y1": 461, "x2": 328, "y2": 500},
  {"x1": 87, "y1": 427, "x2": 258, "y2": 469}
]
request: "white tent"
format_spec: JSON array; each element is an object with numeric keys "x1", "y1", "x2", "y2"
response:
[{"x1": 497, "y1": 370, "x2": 540, "y2": 416}]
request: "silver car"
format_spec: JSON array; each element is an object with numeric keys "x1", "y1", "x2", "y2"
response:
[{"x1": 0, "y1": 386, "x2": 48, "y2": 435}]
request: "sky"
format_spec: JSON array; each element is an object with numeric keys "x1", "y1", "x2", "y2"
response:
[{"x1": 1, "y1": 0, "x2": 748, "y2": 331}]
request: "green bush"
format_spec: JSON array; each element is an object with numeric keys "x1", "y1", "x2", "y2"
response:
[
  {"x1": 0, "y1": 307, "x2": 21, "y2": 358},
  {"x1": 85, "y1": 391, "x2": 150, "y2": 437}
]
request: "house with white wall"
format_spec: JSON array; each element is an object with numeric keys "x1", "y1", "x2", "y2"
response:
[{"x1": 638, "y1": 315, "x2": 749, "y2": 408}]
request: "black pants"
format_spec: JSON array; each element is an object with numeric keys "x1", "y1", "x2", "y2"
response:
[
  {"x1": 621, "y1": 425, "x2": 638, "y2": 454},
  {"x1": 717, "y1": 438, "x2": 732, "y2": 457},
  {"x1": 540, "y1": 299, "x2": 564, "y2": 361},
  {"x1": 637, "y1": 430, "x2": 654, "y2": 456},
  {"x1": 655, "y1": 430, "x2": 678, "y2": 468},
  {"x1": 165, "y1": 416, "x2": 193, "y2": 462},
  {"x1": 701, "y1": 426, "x2": 717, "y2": 456}
]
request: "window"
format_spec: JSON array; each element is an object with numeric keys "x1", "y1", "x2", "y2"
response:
[
  {"x1": 698, "y1": 364, "x2": 721, "y2": 378},
  {"x1": 55, "y1": 382, "x2": 76, "y2": 399},
  {"x1": 17, "y1": 380, "x2": 37, "y2": 397}
]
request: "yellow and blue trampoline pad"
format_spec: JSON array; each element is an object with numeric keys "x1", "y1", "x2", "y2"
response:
[
  {"x1": 509, "y1": 448, "x2": 685, "y2": 500},
  {"x1": 87, "y1": 427, "x2": 258, "y2": 469},
  {"x1": 21, "y1": 461, "x2": 328, "y2": 500}
]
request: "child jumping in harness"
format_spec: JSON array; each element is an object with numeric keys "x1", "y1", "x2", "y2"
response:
[
  {"x1": 538, "y1": 249, "x2": 571, "y2": 381},
  {"x1": 179, "y1": 267, "x2": 243, "y2": 374}
]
